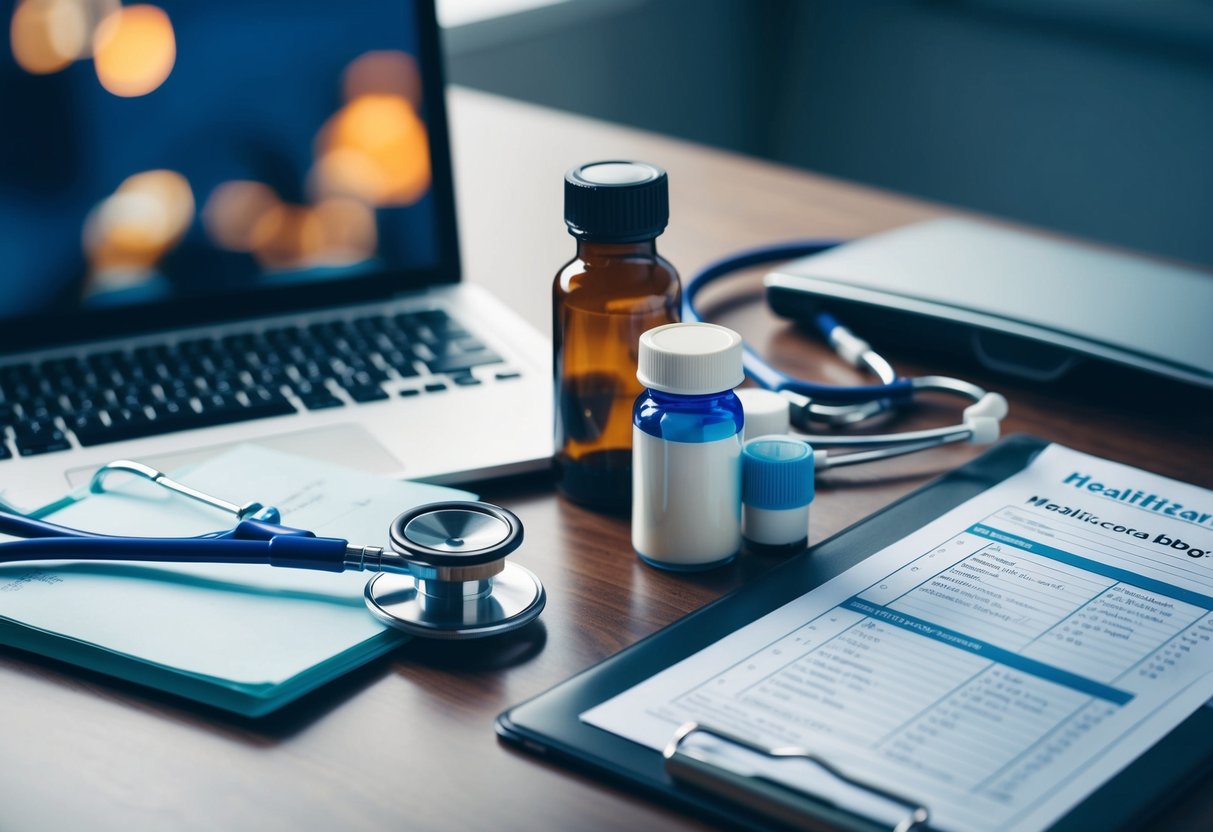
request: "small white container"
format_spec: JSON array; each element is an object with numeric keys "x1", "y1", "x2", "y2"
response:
[
  {"x1": 734, "y1": 388, "x2": 790, "y2": 440},
  {"x1": 631, "y1": 323, "x2": 745, "y2": 570}
]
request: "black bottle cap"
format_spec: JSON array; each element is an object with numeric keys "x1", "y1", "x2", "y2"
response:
[{"x1": 564, "y1": 161, "x2": 669, "y2": 243}]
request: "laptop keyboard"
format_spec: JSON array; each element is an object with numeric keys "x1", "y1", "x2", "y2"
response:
[{"x1": 0, "y1": 309, "x2": 513, "y2": 459}]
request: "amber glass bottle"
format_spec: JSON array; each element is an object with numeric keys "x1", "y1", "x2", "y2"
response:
[{"x1": 553, "y1": 161, "x2": 680, "y2": 510}]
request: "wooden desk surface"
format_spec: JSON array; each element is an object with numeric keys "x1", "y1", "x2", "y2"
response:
[{"x1": 1, "y1": 88, "x2": 1209, "y2": 831}]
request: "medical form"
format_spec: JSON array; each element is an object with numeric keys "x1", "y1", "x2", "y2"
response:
[{"x1": 584, "y1": 445, "x2": 1213, "y2": 832}]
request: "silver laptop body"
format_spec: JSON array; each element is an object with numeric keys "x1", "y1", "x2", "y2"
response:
[{"x1": 0, "y1": 1, "x2": 550, "y2": 508}]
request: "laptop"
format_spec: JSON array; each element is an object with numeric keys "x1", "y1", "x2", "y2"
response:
[{"x1": 0, "y1": 0, "x2": 552, "y2": 508}]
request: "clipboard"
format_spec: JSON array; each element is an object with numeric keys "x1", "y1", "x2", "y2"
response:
[{"x1": 496, "y1": 435, "x2": 1213, "y2": 831}]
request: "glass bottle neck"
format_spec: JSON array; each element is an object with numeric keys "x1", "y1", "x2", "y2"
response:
[{"x1": 575, "y1": 239, "x2": 657, "y2": 259}]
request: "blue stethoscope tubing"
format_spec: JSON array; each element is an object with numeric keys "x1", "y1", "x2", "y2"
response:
[
  {"x1": 683, "y1": 239, "x2": 913, "y2": 406},
  {"x1": 0, "y1": 510, "x2": 349, "y2": 570}
]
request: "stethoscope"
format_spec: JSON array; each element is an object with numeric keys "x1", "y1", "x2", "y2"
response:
[
  {"x1": 684, "y1": 241, "x2": 1009, "y2": 471},
  {"x1": 0, "y1": 461, "x2": 546, "y2": 640}
]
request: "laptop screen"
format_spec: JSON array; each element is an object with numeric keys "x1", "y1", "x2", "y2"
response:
[{"x1": 0, "y1": 0, "x2": 457, "y2": 350}]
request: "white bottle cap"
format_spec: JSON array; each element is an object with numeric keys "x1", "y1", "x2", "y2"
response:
[
  {"x1": 735, "y1": 388, "x2": 790, "y2": 440},
  {"x1": 637, "y1": 323, "x2": 744, "y2": 395}
]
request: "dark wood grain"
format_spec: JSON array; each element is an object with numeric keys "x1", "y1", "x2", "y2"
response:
[{"x1": 0, "y1": 87, "x2": 1208, "y2": 831}]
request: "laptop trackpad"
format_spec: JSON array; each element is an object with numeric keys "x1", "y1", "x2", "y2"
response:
[{"x1": 66, "y1": 424, "x2": 404, "y2": 488}]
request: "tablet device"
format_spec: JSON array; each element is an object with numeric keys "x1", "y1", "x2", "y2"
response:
[{"x1": 497, "y1": 436, "x2": 1213, "y2": 831}]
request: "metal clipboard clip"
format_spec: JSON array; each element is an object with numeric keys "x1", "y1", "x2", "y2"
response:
[{"x1": 663, "y1": 723, "x2": 931, "y2": 832}]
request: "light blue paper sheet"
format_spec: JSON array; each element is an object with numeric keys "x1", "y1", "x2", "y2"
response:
[{"x1": 0, "y1": 446, "x2": 474, "y2": 714}]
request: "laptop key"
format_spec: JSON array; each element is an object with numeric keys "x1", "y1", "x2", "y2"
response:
[
  {"x1": 112, "y1": 408, "x2": 159, "y2": 440},
  {"x1": 340, "y1": 383, "x2": 389, "y2": 403},
  {"x1": 0, "y1": 361, "x2": 34, "y2": 386},
  {"x1": 197, "y1": 392, "x2": 243, "y2": 415},
  {"x1": 340, "y1": 368, "x2": 384, "y2": 388},
  {"x1": 426, "y1": 350, "x2": 503, "y2": 375},
  {"x1": 245, "y1": 386, "x2": 294, "y2": 410},
  {"x1": 298, "y1": 389, "x2": 345, "y2": 410},
  {"x1": 170, "y1": 394, "x2": 291, "y2": 428},
  {"x1": 394, "y1": 311, "x2": 423, "y2": 330},
  {"x1": 152, "y1": 398, "x2": 190, "y2": 423},
  {"x1": 383, "y1": 352, "x2": 419, "y2": 376},
  {"x1": 13, "y1": 419, "x2": 71, "y2": 456}
]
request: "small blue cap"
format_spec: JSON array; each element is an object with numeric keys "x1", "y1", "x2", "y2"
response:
[{"x1": 742, "y1": 436, "x2": 814, "y2": 510}]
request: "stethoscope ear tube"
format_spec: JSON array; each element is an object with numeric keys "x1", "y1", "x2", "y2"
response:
[
  {"x1": 685, "y1": 240, "x2": 916, "y2": 409},
  {"x1": 740, "y1": 344, "x2": 915, "y2": 407}
]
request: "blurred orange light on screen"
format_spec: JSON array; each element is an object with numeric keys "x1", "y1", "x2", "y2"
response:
[
  {"x1": 309, "y1": 148, "x2": 382, "y2": 205},
  {"x1": 312, "y1": 93, "x2": 430, "y2": 206},
  {"x1": 10, "y1": 0, "x2": 90, "y2": 74},
  {"x1": 205, "y1": 183, "x2": 377, "y2": 270},
  {"x1": 313, "y1": 197, "x2": 377, "y2": 264},
  {"x1": 342, "y1": 50, "x2": 421, "y2": 107},
  {"x1": 84, "y1": 169, "x2": 194, "y2": 274},
  {"x1": 250, "y1": 204, "x2": 322, "y2": 270},
  {"x1": 248, "y1": 200, "x2": 378, "y2": 269},
  {"x1": 92, "y1": 4, "x2": 175, "y2": 97},
  {"x1": 203, "y1": 181, "x2": 282, "y2": 252},
  {"x1": 122, "y1": 168, "x2": 194, "y2": 234}
]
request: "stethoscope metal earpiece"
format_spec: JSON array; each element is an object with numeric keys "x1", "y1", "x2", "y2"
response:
[{"x1": 364, "y1": 501, "x2": 546, "y2": 639}]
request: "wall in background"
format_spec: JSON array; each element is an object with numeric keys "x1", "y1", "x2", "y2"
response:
[{"x1": 445, "y1": 0, "x2": 1213, "y2": 267}]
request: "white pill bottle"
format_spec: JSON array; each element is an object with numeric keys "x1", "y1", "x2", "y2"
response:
[{"x1": 631, "y1": 323, "x2": 744, "y2": 570}]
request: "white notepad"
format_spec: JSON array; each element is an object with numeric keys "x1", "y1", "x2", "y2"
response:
[{"x1": 0, "y1": 446, "x2": 473, "y2": 716}]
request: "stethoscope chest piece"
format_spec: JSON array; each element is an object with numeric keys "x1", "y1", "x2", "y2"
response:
[{"x1": 364, "y1": 501, "x2": 545, "y2": 639}]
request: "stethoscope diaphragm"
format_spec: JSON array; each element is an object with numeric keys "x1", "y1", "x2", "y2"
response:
[{"x1": 364, "y1": 501, "x2": 545, "y2": 639}]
